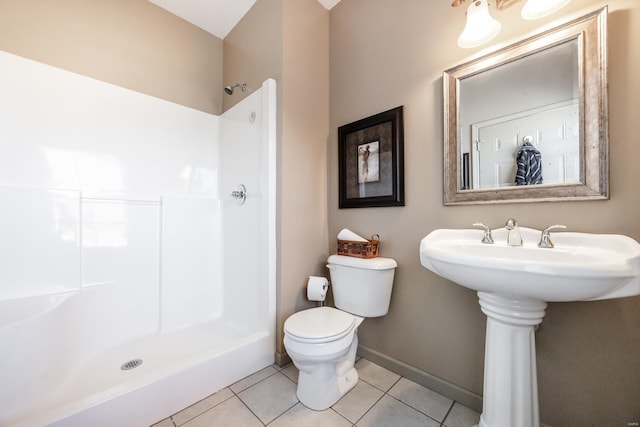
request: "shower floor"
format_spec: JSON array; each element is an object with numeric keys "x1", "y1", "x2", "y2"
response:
[{"x1": 9, "y1": 319, "x2": 269, "y2": 427}]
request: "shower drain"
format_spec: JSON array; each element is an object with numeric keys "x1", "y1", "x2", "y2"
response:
[{"x1": 120, "y1": 359, "x2": 143, "y2": 371}]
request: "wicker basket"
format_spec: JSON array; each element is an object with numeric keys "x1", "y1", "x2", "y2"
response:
[{"x1": 337, "y1": 234, "x2": 380, "y2": 258}]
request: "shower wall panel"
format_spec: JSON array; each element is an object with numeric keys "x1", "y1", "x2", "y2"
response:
[
  {"x1": 79, "y1": 199, "x2": 160, "y2": 359},
  {"x1": 0, "y1": 187, "x2": 80, "y2": 300},
  {"x1": 0, "y1": 50, "x2": 218, "y2": 201},
  {"x1": 219, "y1": 86, "x2": 273, "y2": 331},
  {"x1": 0, "y1": 48, "x2": 221, "y2": 324},
  {"x1": 161, "y1": 195, "x2": 223, "y2": 332}
]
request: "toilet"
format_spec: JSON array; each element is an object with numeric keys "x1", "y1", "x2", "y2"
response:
[{"x1": 283, "y1": 254, "x2": 397, "y2": 410}]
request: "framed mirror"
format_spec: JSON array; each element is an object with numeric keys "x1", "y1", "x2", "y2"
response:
[{"x1": 443, "y1": 7, "x2": 608, "y2": 205}]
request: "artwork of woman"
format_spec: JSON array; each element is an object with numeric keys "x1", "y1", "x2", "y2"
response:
[{"x1": 358, "y1": 141, "x2": 380, "y2": 183}]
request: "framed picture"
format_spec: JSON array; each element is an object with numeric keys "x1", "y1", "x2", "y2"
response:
[{"x1": 338, "y1": 106, "x2": 405, "y2": 208}]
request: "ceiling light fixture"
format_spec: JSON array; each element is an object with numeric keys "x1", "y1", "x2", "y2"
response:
[
  {"x1": 521, "y1": 0, "x2": 572, "y2": 20},
  {"x1": 452, "y1": 0, "x2": 571, "y2": 48},
  {"x1": 457, "y1": 0, "x2": 502, "y2": 49}
]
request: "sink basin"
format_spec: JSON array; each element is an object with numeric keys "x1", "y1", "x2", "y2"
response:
[
  {"x1": 420, "y1": 227, "x2": 640, "y2": 302},
  {"x1": 419, "y1": 226, "x2": 640, "y2": 427}
]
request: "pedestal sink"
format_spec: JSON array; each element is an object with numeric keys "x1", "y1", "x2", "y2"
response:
[{"x1": 419, "y1": 226, "x2": 640, "y2": 427}]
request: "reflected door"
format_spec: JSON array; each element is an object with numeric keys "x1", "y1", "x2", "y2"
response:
[{"x1": 473, "y1": 102, "x2": 579, "y2": 189}]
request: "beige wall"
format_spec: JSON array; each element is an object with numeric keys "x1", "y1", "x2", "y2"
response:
[
  {"x1": 222, "y1": 0, "x2": 283, "y2": 113},
  {"x1": 224, "y1": 0, "x2": 329, "y2": 357},
  {"x1": 329, "y1": 0, "x2": 640, "y2": 424},
  {"x1": 0, "y1": 0, "x2": 223, "y2": 114},
  {"x1": 280, "y1": 0, "x2": 330, "y2": 348}
]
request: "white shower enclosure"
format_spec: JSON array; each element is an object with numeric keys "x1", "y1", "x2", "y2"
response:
[{"x1": 0, "y1": 51, "x2": 276, "y2": 427}]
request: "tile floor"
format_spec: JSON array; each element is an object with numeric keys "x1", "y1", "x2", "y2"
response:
[{"x1": 152, "y1": 357, "x2": 481, "y2": 427}]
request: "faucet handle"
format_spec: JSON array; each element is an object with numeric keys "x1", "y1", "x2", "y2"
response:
[
  {"x1": 473, "y1": 223, "x2": 494, "y2": 244},
  {"x1": 538, "y1": 224, "x2": 567, "y2": 248}
]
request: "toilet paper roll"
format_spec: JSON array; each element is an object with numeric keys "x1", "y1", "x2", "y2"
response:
[
  {"x1": 307, "y1": 276, "x2": 328, "y2": 302},
  {"x1": 337, "y1": 228, "x2": 368, "y2": 242}
]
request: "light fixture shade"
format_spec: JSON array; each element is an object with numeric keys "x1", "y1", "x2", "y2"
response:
[
  {"x1": 521, "y1": 0, "x2": 571, "y2": 20},
  {"x1": 457, "y1": 0, "x2": 502, "y2": 48}
]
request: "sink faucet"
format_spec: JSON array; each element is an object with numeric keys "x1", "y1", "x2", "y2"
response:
[
  {"x1": 473, "y1": 223, "x2": 494, "y2": 244},
  {"x1": 538, "y1": 224, "x2": 567, "y2": 248},
  {"x1": 505, "y1": 218, "x2": 523, "y2": 246}
]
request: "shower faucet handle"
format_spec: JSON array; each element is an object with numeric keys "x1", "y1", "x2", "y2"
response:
[
  {"x1": 473, "y1": 223, "x2": 494, "y2": 244},
  {"x1": 230, "y1": 184, "x2": 247, "y2": 205}
]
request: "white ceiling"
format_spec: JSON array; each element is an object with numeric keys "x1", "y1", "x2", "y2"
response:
[{"x1": 148, "y1": 0, "x2": 342, "y2": 40}]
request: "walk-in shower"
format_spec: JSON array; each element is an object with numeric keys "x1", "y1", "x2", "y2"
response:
[{"x1": 0, "y1": 50, "x2": 276, "y2": 427}]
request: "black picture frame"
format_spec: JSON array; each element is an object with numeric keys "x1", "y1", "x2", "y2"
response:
[
  {"x1": 338, "y1": 106, "x2": 405, "y2": 208},
  {"x1": 462, "y1": 152, "x2": 470, "y2": 190}
]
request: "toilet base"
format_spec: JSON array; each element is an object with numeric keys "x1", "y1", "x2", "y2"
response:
[
  {"x1": 297, "y1": 365, "x2": 359, "y2": 410},
  {"x1": 294, "y1": 333, "x2": 360, "y2": 410}
]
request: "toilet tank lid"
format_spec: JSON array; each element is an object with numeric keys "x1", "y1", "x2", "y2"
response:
[{"x1": 328, "y1": 254, "x2": 397, "y2": 270}]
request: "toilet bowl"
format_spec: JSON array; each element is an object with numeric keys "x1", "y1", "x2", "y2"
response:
[
  {"x1": 283, "y1": 254, "x2": 397, "y2": 410},
  {"x1": 284, "y1": 306, "x2": 364, "y2": 410}
]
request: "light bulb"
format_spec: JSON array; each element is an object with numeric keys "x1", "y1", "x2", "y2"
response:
[
  {"x1": 457, "y1": 0, "x2": 502, "y2": 48},
  {"x1": 521, "y1": 0, "x2": 571, "y2": 20}
]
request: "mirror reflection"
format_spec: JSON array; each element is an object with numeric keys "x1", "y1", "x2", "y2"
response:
[
  {"x1": 443, "y1": 7, "x2": 608, "y2": 205},
  {"x1": 459, "y1": 39, "x2": 579, "y2": 189}
]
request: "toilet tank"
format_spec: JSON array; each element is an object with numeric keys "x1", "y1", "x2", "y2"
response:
[{"x1": 327, "y1": 254, "x2": 397, "y2": 317}]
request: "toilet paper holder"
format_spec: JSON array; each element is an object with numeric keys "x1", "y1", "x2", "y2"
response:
[{"x1": 307, "y1": 276, "x2": 329, "y2": 306}]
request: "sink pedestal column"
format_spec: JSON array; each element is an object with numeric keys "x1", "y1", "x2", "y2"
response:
[{"x1": 477, "y1": 292, "x2": 547, "y2": 427}]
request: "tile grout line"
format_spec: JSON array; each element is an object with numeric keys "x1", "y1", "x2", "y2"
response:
[
  {"x1": 358, "y1": 375, "x2": 452, "y2": 426},
  {"x1": 172, "y1": 366, "x2": 284, "y2": 427},
  {"x1": 171, "y1": 391, "x2": 236, "y2": 426},
  {"x1": 232, "y1": 366, "x2": 281, "y2": 394},
  {"x1": 229, "y1": 381, "x2": 269, "y2": 426},
  {"x1": 235, "y1": 370, "x2": 299, "y2": 426},
  {"x1": 383, "y1": 392, "x2": 443, "y2": 426},
  {"x1": 234, "y1": 394, "x2": 268, "y2": 426},
  {"x1": 264, "y1": 399, "x2": 300, "y2": 426},
  {"x1": 328, "y1": 407, "x2": 357, "y2": 426},
  {"x1": 351, "y1": 395, "x2": 385, "y2": 426},
  {"x1": 440, "y1": 401, "x2": 456, "y2": 427},
  {"x1": 231, "y1": 371, "x2": 280, "y2": 426},
  {"x1": 347, "y1": 377, "x2": 389, "y2": 426}
]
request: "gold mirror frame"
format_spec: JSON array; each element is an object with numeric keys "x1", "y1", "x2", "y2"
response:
[{"x1": 443, "y1": 7, "x2": 608, "y2": 205}]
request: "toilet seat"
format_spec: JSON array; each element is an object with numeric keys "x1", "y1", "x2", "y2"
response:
[{"x1": 284, "y1": 307, "x2": 356, "y2": 344}]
